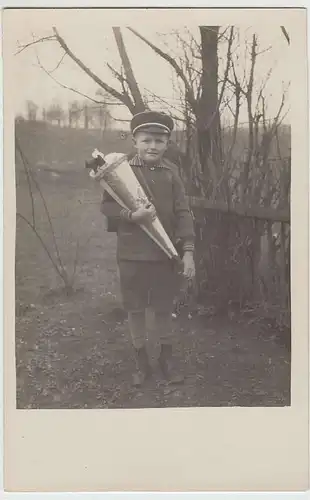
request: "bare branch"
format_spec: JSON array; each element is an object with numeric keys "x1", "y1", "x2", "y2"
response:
[
  {"x1": 52, "y1": 26, "x2": 135, "y2": 112},
  {"x1": 173, "y1": 29, "x2": 202, "y2": 65},
  {"x1": 49, "y1": 50, "x2": 67, "y2": 73},
  {"x1": 15, "y1": 137, "x2": 35, "y2": 226},
  {"x1": 247, "y1": 34, "x2": 258, "y2": 97},
  {"x1": 269, "y1": 91, "x2": 289, "y2": 132},
  {"x1": 281, "y1": 26, "x2": 290, "y2": 45},
  {"x1": 112, "y1": 27, "x2": 146, "y2": 112},
  {"x1": 256, "y1": 45, "x2": 273, "y2": 56},
  {"x1": 226, "y1": 59, "x2": 247, "y2": 98},
  {"x1": 184, "y1": 27, "x2": 201, "y2": 55},
  {"x1": 218, "y1": 26, "x2": 234, "y2": 108},
  {"x1": 240, "y1": 33, "x2": 258, "y2": 204},
  {"x1": 107, "y1": 62, "x2": 125, "y2": 82},
  {"x1": 254, "y1": 66, "x2": 274, "y2": 117},
  {"x1": 71, "y1": 238, "x2": 80, "y2": 284},
  {"x1": 17, "y1": 213, "x2": 66, "y2": 281},
  {"x1": 17, "y1": 27, "x2": 136, "y2": 112},
  {"x1": 218, "y1": 27, "x2": 231, "y2": 42},
  {"x1": 106, "y1": 63, "x2": 130, "y2": 98},
  {"x1": 34, "y1": 51, "x2": 108, "y2": 105},
  {"x1": 109, "y1": 114, "x2": 131, "y2": 123},
  {"x1": 127, "y1": 27, "x2": 197, "y2": 114},
  {"x1": 15, "y1": 35, "x2": 56, "y2": 55},
  {"x1": 144, "y1": 87, "x2": 185, "y2": 117}
]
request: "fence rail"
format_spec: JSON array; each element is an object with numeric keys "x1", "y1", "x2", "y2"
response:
[{"x1": 188, "y1": 196, "x2": 290, "y2": 223}]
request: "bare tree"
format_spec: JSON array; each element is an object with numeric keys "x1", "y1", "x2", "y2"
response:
[
  {"x1": 26, "y1": 100, "x2": 39, "y2": 121},
  {"x1": 46, "y1": 101, "x2": 65, "y2": 126},
  {"x1": 68, "y1": 100, "x2": 81, "y2": 128},
  {"x1": 42, "y1": 107, "x2": 47, "y2": 122}
]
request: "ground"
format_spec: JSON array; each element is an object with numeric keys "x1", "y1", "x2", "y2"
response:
[{"x1": 15, "y1": 145, "x2": 291, "y2": 409}]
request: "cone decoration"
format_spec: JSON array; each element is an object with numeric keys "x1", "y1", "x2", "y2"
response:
[{"x1": 89, "y1": 150, "x2": 180, "y2": 261}]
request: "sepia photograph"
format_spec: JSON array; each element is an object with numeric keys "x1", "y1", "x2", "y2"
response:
[
  {"x1": 12, "y1": 14, "x2": 292, "y2": 411},
  {"x1": 3, "y1": 7, "x2": 309, "y2": 493}
]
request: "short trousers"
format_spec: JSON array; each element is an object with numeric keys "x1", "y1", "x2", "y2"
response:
[{"x1": 118, "y1": 260, "x2": 180, "y2": 312}]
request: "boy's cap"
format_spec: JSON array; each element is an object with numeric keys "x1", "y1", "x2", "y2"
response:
[{"x1": 131, "y1": 111, "x2": 174, "y2": 135}]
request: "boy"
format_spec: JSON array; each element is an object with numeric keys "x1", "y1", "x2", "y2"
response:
[{"x1": 101, "y1": 110, "x2": 195, "y2": 386}]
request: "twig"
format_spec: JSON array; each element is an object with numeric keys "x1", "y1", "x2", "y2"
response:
[
  {"x1": 71, "y1": 238, "x2": 80, "y2": 285},
  {"x1": 109, "y1": 114, "x2": 131, "y2": 123},
  {"x1": 49, "y1": 50, "x2": 67, "y2": 73},
  {"x1": 256, "y1": 45, "x2": 273, "y2": 56},
  {"x1": 218, "y1": 27, "x2": 231, "y2": 43},
  {"x1": 107, "y1": 62, "x2": 125, "y2": 82},
  {"x1": 15, "y1": 138, "x2": 36, "y2": 227},
  {"x1": 15, "y1": 35, "x2": 56, "y2": 55},
  {"x1": 17, "y1": 213, "x2": 66, "y2": 281},
  {"x1": 144, "y1": 89, "x2": 185, "y2": 121},
  {"x1": 254, "y1": 67, "x2": 274, "y2": 117},
  {"x1": 34, "y1": 51, "x2": 106, "y2": 105},
  {"x1": 218, "y1": 27, "x2": 234, "y2": 109}
]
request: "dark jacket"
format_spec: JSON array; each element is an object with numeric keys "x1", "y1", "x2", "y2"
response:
[{"x1": 100, "y1": 155, "x2": 195, "y2": 261}]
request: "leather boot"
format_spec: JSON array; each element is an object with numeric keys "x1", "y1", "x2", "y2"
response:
[
  {"x1": 132, "y1": 346, "x2": 152, "y2": 387},
  {"x1": 158, "y1": 343, "x2": 184, "y2": 384}
]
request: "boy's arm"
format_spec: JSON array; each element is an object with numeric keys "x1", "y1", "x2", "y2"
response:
[
  {"x1": 171, "y1": 171, "x2": 195, "y2": 254},
  {"x1": 100, "y1": 191, "x2": 133, "y2": 221},
  {"x1": 100, "y1": 191, "x2": 156, "y2": 223}
]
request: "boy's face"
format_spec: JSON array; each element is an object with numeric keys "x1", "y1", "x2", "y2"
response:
[{"x1": 133, "y1": 131, "x2": 169, "y2": 164}]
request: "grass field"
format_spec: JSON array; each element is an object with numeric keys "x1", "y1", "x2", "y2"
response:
[{"x1": 15, "y1": 122, "x2": 291, "y2": 409}]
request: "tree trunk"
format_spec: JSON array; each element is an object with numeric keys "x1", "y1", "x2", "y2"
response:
[
  {"x1": 68, "y1": 110, "x2": 72, "y2": 128},
  {"x1": 198, "y1": 26, "x2": 220, "y2": 186},
  {"x1": 98, "y1": 106, "x2": 104, "y2": 129},
  {"x1": 84, "y1": 105, "x2": 89, "y2": 129}
]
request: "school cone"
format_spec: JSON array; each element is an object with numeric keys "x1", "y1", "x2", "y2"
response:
[{"x1": 87, "y1": 150, "x2": 181, "y2": 262}]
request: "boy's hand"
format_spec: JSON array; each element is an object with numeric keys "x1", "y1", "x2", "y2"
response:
[
  {"x1": 182, "y1": 251, "x2": 196, "y2": 280},
  {"x1": 131, "y1": 204, "x2": 157, "y2": 223}
]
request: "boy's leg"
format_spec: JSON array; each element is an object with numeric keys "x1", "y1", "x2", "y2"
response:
[
  {"x1": 128, "y1": 310, "x2": 152, "y2": 386},
  {"x1": 128, "y1": 310, "x2": 147, "y2": 349},
  {"x1": 118, "y1": 260, "x2": 152, "y2": 386},
  {"x1": 149, "y1": 262, "x2": 184, "y2": 384},
  {"x1": 155, "y1": 310, "x2": 184, "y2": 384},
  {"x1": 154, "y1": 310, "x2": 174, "y2": 346}
]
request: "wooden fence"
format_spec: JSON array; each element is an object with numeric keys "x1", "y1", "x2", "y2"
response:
[{"x1": 180, "y1": 150, "x2": 291, "y2": 328}]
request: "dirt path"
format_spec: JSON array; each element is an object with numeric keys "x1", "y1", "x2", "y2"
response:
[{"x1": 16, "y1": 284, "x2": 290, "y2": 409}]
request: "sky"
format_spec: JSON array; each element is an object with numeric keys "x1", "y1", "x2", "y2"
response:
[{"x1": 4, "y1": 9, "x2": 291, "y2": 129}]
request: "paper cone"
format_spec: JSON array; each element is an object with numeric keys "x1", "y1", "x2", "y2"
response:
[{"x1": 90, "y1": 152, "x2": 180, "y2": 261}]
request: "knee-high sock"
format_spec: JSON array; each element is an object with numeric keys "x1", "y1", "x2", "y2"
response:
[
  {"x1": 153, "y1": 311, "x2": 174, "y2": 345},
  {"x1": 128, "y1": 311, "x2": 146, "y2": 349}
]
